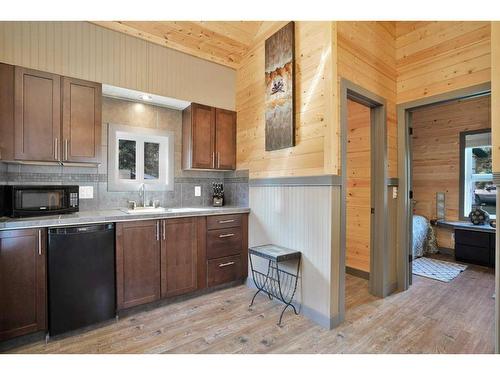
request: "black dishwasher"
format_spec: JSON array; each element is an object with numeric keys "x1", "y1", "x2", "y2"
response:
[{"x1": 48, "y1": 223, "x2": 116, "y2": 336}]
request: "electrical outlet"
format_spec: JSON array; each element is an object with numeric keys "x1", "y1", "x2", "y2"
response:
[
  {"x1": 79, "y1": 186, "x2": 94, "y2": 199},
  {"x1": 194, "y1": 186, "x2": 201, "y2": 197},
  {"x1": 392, "y1": 186, "x2": 398, "y2": 199}
]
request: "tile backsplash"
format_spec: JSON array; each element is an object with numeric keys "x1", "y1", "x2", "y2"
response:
[{"x1": 0, "y1": 97, "x2": 248, "y2": 211}]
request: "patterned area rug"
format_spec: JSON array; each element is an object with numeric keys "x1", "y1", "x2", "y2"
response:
[{"x1": 412, "y1": 257, "x2": 467, "y2": 282}]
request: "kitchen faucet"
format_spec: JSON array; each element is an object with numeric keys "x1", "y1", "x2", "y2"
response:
[{"x1": 139, "y1": 183, "x2": 148, "y2": 207}]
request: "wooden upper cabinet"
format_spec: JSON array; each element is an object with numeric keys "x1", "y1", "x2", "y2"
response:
[
  {"x1": 116, "y1": 220, "x2": 161, "y2": 310},
  {"x1": 215, "y1": 108, "x2": 236, "y2": 170},
  {"x1": 14, "y1": 67, "x2": 61, "y2": 161},
  {"x1": 182, "y1": 103, "x2": 236, "y2": 170},
  {"x1": 0, "y1": 228, "x2": 47, "y2": 341},
  {"x1": 160, "y1": 218, "x2": 198, "y2": 298},
  {"x1": 62, "y1": 77, "x2": 102, "y2": 163}
]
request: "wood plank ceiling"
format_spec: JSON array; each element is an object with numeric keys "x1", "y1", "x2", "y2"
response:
[{"x1": 92, "y1": 21, "x2": 264, "y2": 69}]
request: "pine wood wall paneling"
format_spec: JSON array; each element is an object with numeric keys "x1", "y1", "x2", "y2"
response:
[
  {"x1": 236, "y1": 21, "x2": 337, "y2": 178},
  {"x1": 411, "y1": 95, "x2": 491, "y2": 249},
  {"x1": 337, "y1": 21, "x2": 398, "y2": 178},
  {"x1": 346, "y1": 99, "x2": 371, "y2": 272},
  {"x1": 396, "y1": 21, "x2": 491, "y2": 104},
  {"x1": 0, "y1": 21, "x2": 236, "y2": 110}
]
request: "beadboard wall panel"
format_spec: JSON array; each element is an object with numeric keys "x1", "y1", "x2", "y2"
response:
[
  {"x1": 0, "y1": 21, "x2": 236, "y2": 110},
  {"x1": 337, "y1": 21, "x2": 398, "y2": 178},
  {"x1": 236, "y1": 22, "x2": 337, "y2": 178},
  {"x1": 249, "y1": 185, "x2": 341, "y2": 325},
  {"x1": 396, "y1": 21, "x2": 491, "y2": 104},
  {"x1": 411, "y1": 95, "x2": 491, "y2": 250}
]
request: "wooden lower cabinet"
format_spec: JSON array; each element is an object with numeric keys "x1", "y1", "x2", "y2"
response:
[
  {"x1": 161, "y1": 218, "x2": 198, "y2": 298},
  {"x1": 0, "y1": 228, "x2": 46, "y2": 341},
  {"x1": 116, "y1": 220, "x2": 161, "y2": 310}
]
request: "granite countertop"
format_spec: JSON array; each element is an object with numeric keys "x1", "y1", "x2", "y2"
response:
[
  {"x1": 0, "y1": 206, "x2": 250, "y2": 231},
  {"x1": 436, "y1": 219, "x2": 496, "y2": 233}
]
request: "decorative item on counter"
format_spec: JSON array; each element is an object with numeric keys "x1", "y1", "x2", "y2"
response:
[
  {"x1": 489, "y1": 219, "x2": 496, "y2": 228},
  {"x1": 468, "y1": 207, "x2": 489, "y2": 225},
  {"x1": 212, "y1": 182, "x2": 224, "y2": 207}
]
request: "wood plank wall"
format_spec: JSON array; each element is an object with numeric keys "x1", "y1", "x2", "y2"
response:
[
  {"x1": 346, "y1": 99, "x2": 371, "y2": 272},
  {"x1": 236, "y1": 22, "x2": 337, "y2": 178},
  {"x1": 411, "y1": 95, "x2": 491, "y2": 249},
  {"x1": 337, "y1": 21, "x2": 398, "y2": 178},
  {"x1": 0, "y1": 21, "x2": 236, "y2": 110},
  {"x1": 396, "y1": 21, "x2": 491, "y2": 104}
]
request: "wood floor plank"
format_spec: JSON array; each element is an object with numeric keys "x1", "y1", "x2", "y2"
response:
[{"x1": 6, "y1": 258, "x2": 495, "y2": 354}]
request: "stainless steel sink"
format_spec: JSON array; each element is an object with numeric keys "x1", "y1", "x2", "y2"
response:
[{"x1": 120, "y1": 206, "x2": 168, "y2": 214}]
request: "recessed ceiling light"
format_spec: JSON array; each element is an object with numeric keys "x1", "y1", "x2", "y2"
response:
[{"x1": 139, "y1": 94, "x2": 153, "y2": 101}]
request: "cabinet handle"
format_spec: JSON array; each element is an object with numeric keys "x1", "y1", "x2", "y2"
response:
[
  {"x1": 218, "y1": 219, "x2": 235, "y2": 224},
  {"x1": 54, "y1": 138, "x2": 59, "y2": 160},
  {"x1": 212, "y1": 152, "x2": 215, "y2": 168},
  {"x1": 156, "y1": 221, "x2": 160, "y2": 241},
  {"x1": 38, "y1": 229, "x2": 42, "y2": 256},
  {"x1": 219, "y1": 233, "x2": 235, "y2": 238},
  {"x1": 217, "y1": 152, "x2": 220, "y2": 168},
  {"x1": 219, "y1": 261, "x2": 235, "y2": 268},
  {"x1": 162, "y1": 220, "x2": 166, "y2": 240},
  {"x1": 64, "y1": 139, "x2": 69, "y2": 161}
]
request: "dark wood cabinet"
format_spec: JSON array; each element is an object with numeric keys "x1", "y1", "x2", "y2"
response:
[
  {"x1": 0, "y1": 63, "x2": 101, "y2": 164},
  {"x1": 183, "y1": 103, "x2": 216, "y2": 169},
  {"x1": 160, "y1": 218, "x2": 198, "y2": 298},
  {"x1": 14, "y1": 67, "x2": 61, "y2": 162},
  {"x1": 182, "y1": 103, "x2": 236, "y2": 170},
  {"x1": 0, "y1": 228, "x2": 46, "y2": 341},
  {"x1": 455, "y1": 229, "x2": 495, "y2": 268},
  {"x1": 116, "y1": 220, "x2": 161, "y2": 310},
  {"x1": 205, "y1": 214, "x2": 248, "y2": 288},
  {"x1": 62, "y1": 77, "x2": 102, "y2": 163},
  {"x1": 215, "y1": 108, "x2": 236, "y2": 170}
]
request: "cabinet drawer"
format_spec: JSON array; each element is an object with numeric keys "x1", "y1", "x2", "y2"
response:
[
  {"x1": 207, "y1": 214, "x2": 241, "y2": 230},
  {"x1": 455, "y1": 229, "x2": 490, "y2": 248},
  {"x1": 455, "y1": 244, "x2": 490, "y2": 266},
  {"x1": 207, "y1": 227, "x2": 242, "y2": 259},
  {"x1": 207, "y1": 255, "x2": 242, "y2": 287}
]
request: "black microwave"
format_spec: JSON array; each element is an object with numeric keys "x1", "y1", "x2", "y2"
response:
[{"x1": 0, "y1": 185, "x2": 79, "y2": 218}]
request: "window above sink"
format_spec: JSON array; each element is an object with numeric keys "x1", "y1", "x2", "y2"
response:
[{"x1": 108, "y1": 123, "x2": 174, "y2": 192}]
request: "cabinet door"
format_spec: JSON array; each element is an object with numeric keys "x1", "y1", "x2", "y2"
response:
[
  {"x1": 62, "y1": 77, "x2": 102, "y2": 163},
  {"x1": 215, "y1": 108, "x2": 236, "y2": 170},
  {"x1": 116, "y1": 220, "x2": 161, "y2": 309},
  {"x1": 161, "y1": 218, "x2": 197, "y2": 298},
  {"x1": 14, "y1": 67, "x2": 60, "y2": 161},
  {"x1": 0, "y1": 228, "x2": 46, "y2": 341},
  {"x1": 191, "y1": 104, "x2": 215, "y2": 169}
]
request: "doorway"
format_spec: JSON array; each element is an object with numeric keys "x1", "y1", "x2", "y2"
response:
[{"x1": 339, "y1": 79, "x2": 389, "y2": 321}]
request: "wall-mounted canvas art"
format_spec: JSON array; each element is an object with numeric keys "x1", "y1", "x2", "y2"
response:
[{"x1": 265, "y1": 22, "x2": 295, "y2": 151}]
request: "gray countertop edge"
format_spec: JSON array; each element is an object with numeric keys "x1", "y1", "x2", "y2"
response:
[
  {"x1": 0, "y1": 207, "x2": 250, "y2": 231},
  {"x1": 436, "y1": 219, "x2": 496, "y2": 233}
]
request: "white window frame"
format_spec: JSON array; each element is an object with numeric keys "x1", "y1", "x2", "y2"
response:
[
  {"x1": 463, "y1": 145, "x2": 495, "y2": 219},
  {"x1": 107, "y1": 123, "x2": 174, "y2": 192}
]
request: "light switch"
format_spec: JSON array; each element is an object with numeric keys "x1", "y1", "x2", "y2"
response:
[
  {"x1": 194, "y1": 186, "x2": 201, "y2": 197},
  {"x1": 79, "y1": 186, "x2": 94, "y2": 199},
  {"x1": 392, "y1": 186, "x2": 398, "y2": 199}
]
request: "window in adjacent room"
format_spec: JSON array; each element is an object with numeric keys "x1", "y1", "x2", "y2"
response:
[
  {"x1": 108, "y1": 124, "x2": 174, "y2": 191},
  {"x1": 460, "y1": 129, "x2": 495, "y2": 220}
]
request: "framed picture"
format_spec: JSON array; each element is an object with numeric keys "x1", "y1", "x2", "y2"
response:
[{"x1": 265, "y1": 22, "x2": 295, "y2": 151}]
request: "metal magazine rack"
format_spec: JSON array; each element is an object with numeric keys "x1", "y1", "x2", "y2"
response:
[{"x1": 248, "y1": 244, "x2": 301, "y2": 326}]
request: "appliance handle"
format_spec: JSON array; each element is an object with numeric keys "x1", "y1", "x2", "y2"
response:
[{"x1": 38, "y1": 229, "x2": 42, "y2": 256}]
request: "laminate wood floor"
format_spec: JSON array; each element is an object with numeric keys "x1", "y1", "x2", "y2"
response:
[{"x1": 8, "y1": 260, "x2": 495, "y2": 354}]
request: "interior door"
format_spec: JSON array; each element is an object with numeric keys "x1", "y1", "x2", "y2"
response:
[
  {"x1": 14, "y1": 67, "x2": 60, "y2": 161},
  {"x1": 408, "y1": 117, "x2": 414, "y2": 285},
  {"x1": 215, "y1": 108, "x2": 236, "y2": 170},
  {"x1": 191, "y1": 104, "x2": 215, "y2": 169},
  {"x1": 62, "y1": 77, "x2": 101, "y2": 163}
]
